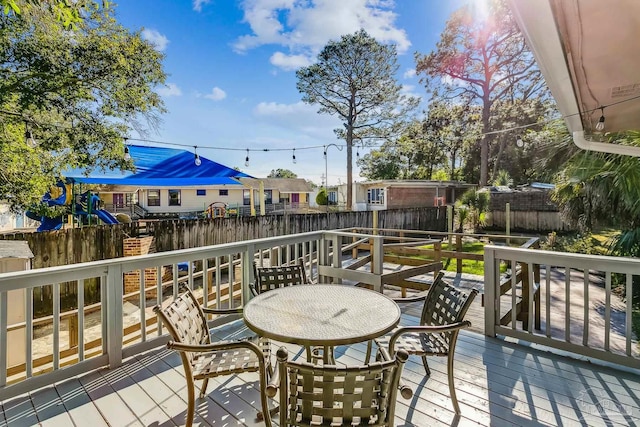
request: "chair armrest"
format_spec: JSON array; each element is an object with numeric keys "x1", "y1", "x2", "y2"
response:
[
  {"x1": 202, "y1": 306, "x2": 244, "y2": 315},
  {"x1": 387, "y1": 292, "x2": 429, "y2": 304},
  {"x1": 265, "y1": 360, "x2": 280, "y2": 398},
  {"x1": 167, "y1": 338, "x2": 265, "y2": 358},
  {"x1": 389, "y1": 321, "x2": 472, "y2": 352},
  {"x1": 249, "y1": 284, "x2": 259, "y2": 297},
  {"x1": 376, "y1": 347, "x2": 413, "y2": 399}
]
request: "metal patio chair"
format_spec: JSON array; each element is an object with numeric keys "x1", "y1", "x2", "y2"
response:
[
  {"x1": 252, "y1": 262, "x2": 330, "y2": 363},
  {"x1": 371, "y1": 272, "x2": 478, "y2": 414},
  {"x1": 266, "y1": 346, "x2": 410, "y2": 426},
  {"x1": 251, "y1": 262, "x2": 309, "y2": 296},
  {"x1": 154, "y1": 288, "x2": 272, "y2": 426}
]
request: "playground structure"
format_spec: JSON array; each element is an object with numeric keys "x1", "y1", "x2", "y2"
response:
[
  {"x1": 205, "y1": 201, "x2": 227, "y2": 219},
  {"x1": 26, "y1": 181, "x2": 119, "y2": 232}
]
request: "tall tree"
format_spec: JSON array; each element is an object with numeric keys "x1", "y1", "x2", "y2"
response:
[
  {"x1": 423, "y1": 101, "x2": 480, "y2": 181},
  {"x1": 1, "y1": 0, "x2": 108, "y2": 28},
  {"x1": 267, "y1": 169, "x2": 297, "y2": 178},
  {"x1": 297, "y1": 29, "x2": 418, "y2": 209},
  {"x1": 415, "y1": 0, "x2": 545, "y2": 186},
  {"x1": 0, "y1": 3, "x2": 166, "y2": 211}
]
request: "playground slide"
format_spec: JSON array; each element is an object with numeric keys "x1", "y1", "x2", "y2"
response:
[
  {"x1": 30, "y1": 181, "x2": 120, "y2": 231},
  {"x1": 94, "y1": 209, "x2": 119, "y2": 224}
]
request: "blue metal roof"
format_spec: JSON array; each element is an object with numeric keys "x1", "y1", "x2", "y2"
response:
[{"x1": 66, "y1": 145, "x2": 252, "y2": 186}]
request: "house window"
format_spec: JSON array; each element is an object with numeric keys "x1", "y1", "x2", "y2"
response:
[
  {"x1": 328, "y1": 191, "x2": 338, "y2": 204},
  {"x1": 243, "y1": 189, "x2": 251, "y2": 205},
  {"x1": 264, "y1": 189, "x2": 272, "y2": 204},
  {"x1": 219, "y1": 189, "x2": 228, "y2": 196},
  {"x1": 168, "y1": 189, "x2": 181, "y2": 206},
  {"x1": 367, "y1": 188, "x2": 384, "y2": 204},
  {"x1": 147, "y1": 190, "x2": 160, "y2": 206},
  {"x1": 196, "y1": 189, "x2": 206, "y2": 196}
]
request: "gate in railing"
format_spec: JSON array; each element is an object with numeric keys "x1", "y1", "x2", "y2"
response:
[{"x1": 484, "y1": 245, "x2": 640, "y2": 369}]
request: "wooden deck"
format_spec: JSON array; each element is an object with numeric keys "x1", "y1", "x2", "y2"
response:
[{"x1": 1, "y1": 306, "x2": 639, "y2": 427}]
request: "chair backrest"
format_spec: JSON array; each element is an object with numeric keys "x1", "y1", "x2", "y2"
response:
[
  {"x1": 254, "y1": 263, "x2": 308, "y2": 294},
  {"x1": 420, "y1": 272, "x2": 478, "y2": 344},
  {"x1": 153, "y1": 289, "x2": 210, "y2": 367},
  {"x1": 275, "y1": 347, "x2": 407, "y2": 427}
]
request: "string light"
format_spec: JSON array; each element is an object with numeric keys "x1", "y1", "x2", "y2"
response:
[
  {"x1": 123, "y1": 138, "x2": 131, "y2": 160},
  {"x1": 292, "y1": 148, "x2": 297, "y2": 164},
  {"x1": 3, "y1": 93, "x2": 639, "y2": 158},
  {"x1": 595, "y1": 106, "x2": 605, "y2": 132},
  {"x1": 24, "y1": 128, "x2": 37, "y2": 148},
  {"x1": 194, "y1": 146, "x2": 201, "y2": 166},
  {"x1": 516, "y1": 135, "x2": 524, "y2": 148}
]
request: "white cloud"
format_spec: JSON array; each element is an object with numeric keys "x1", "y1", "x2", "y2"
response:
[
  {"x1": 157, "y1": 83, "x2": 182, "y2": 97},
  {"x1": 193, "y1": 0, "x2": 211, "y2": 12},
  {"x1": 141, "y1": 29, "x2": 169, "y2": 52},
  {"x1": 203, "y1": 87, "x2": 227, "y2": 101},
  {"x1": 270, "y1": 51, "x2": 312, "y2": 71},
  {"x1": 233, "y1": 0, "x2": 411, "y2": 70},
  {"x1": 253, "y1": 100, "x2": 341, "y2": 137},
  {"x1": 403, "y1": 68, "x2": 416, "y2": 79},
  {"x1": 400, "y1": 84, "x2": 421, "y2": 101},
  {"x1": 441, "y1": 75, "x2": 467, "y2": 87}
]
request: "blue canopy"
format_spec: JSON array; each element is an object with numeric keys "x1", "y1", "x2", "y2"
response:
[{"x1": 66, "y1": 145, "x2": 252, "y2": 186}]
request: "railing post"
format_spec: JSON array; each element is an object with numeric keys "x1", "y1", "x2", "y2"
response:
[
  {"x1": 331, "y1": 234, "x2": 342, "y2": 284},
  {"x1": 352, "y1": 229, "x2": 358, "y2": 260},
  {"x1": 456, "y1": 235, "x2": 463, "y2": 273},
  {"x1": 484, "y1": 246, "x2": 497, "y2": 337},
  {"x1": 319, "y1": 236, "x2": 328, "y2": 284},
  {"x1": 371, "y1": 236, "x2": 384, "y2": 292},
  {"x1": 242, "y1": 245, "x2": 255, "y2": 305},
  {"x1": 0, "y1": 291, "x2": 7, "y2": 387},
  {"x1": 106, "y1": 264, "x2": 124, "y2": 369}
]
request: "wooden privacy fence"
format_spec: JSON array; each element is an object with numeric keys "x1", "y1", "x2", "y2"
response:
[
  {"x1": 0, "y1": 207, "x2": 446, "y2": 269},
  {"x1": 0, "y1": 208, "x2": 445, "y2": 317}
]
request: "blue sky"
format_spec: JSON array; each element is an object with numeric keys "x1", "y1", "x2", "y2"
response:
[{"x1": 115, "y1": 0, "x2": 468, "y2": 185}]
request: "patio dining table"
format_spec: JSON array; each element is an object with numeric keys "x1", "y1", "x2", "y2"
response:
[{"x1": 243, "y1": 284, "x2": 401, "y2": 363}]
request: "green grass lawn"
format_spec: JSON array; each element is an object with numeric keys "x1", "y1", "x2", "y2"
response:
[{"x1": 439, "y1": 241, "x2": 487, "y2": 275}]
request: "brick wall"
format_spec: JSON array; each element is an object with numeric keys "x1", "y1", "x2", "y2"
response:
[
  {"x1": 489, "y1": 191, "x2": 559, "y2": 212},
  {"x1": 387, "y1": 187, "x2": 439, "y2": 209},
  {"x1": 123, "y1": 236, "x2": 158, "y2": 295}
]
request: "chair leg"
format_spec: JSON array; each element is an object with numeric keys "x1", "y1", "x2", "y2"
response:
[
  {"x1": 258, "y1": 366, "x2": 273, "y2": 427},
  {"x1": 365, "y1": 340, "x2": 373, "y2": 363},
  {"x1": 186, "y1": 379, "x2": 195, "y2": 427},
  {"x1": 447, "y1": 352, "x2": 460, "y2": 414},
  {"x1": 421, "y1": 355, "x2": 431, "y2": 376},
  {"x1": 199, "y1": 378, "x2": 209, "y2": 399}
]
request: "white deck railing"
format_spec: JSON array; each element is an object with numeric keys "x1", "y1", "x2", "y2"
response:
[
  {"x1": 3, "y1": 233, "x2": 638, "y2": 400},
  {"x1": 0, "y1": 230, "x2": 388, "y2": 400},
  {"x1": 484, "y1": 245, "x2": 640, "y2": 369}
]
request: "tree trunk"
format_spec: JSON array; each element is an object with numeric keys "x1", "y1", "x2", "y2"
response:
[
  {"x1": 346, "y1": 139, "x2": 353, "y2": 210},
  {"x1": 480, "y1": 99, "x2": 492, "y2": 186}
]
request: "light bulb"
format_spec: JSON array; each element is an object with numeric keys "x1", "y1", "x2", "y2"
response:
[
  {"x1": 25, "y1": 130, "x2": 37, "y2": 148},
  {"x1": 245, "y1": 156, "x2": 249, "y2": 167},
  {"x1": 124, "y1": 146, "x2": 131, "y2": 160},
  {"x1": 516, "y1": 135, "x2": 524, "y2": 148},
  {"x1": 595, "y1": 115, "x2": 605, "y2": 132},
  {"x1": 194, "y1": 154, "x2": 201, "y2": 166}
]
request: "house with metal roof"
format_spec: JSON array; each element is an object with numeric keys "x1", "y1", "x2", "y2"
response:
[{"x1": 66, "y1": 144, "x2": 253, "y2": 218}]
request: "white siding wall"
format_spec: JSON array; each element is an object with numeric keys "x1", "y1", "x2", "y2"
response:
[{"x1": 138, "y1": 186, "x2": 246, "y2": 214}]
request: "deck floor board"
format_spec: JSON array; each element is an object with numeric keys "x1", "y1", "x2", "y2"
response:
[{"x1": 3, "y1": 308, "x2": 639, "y2": 426}]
